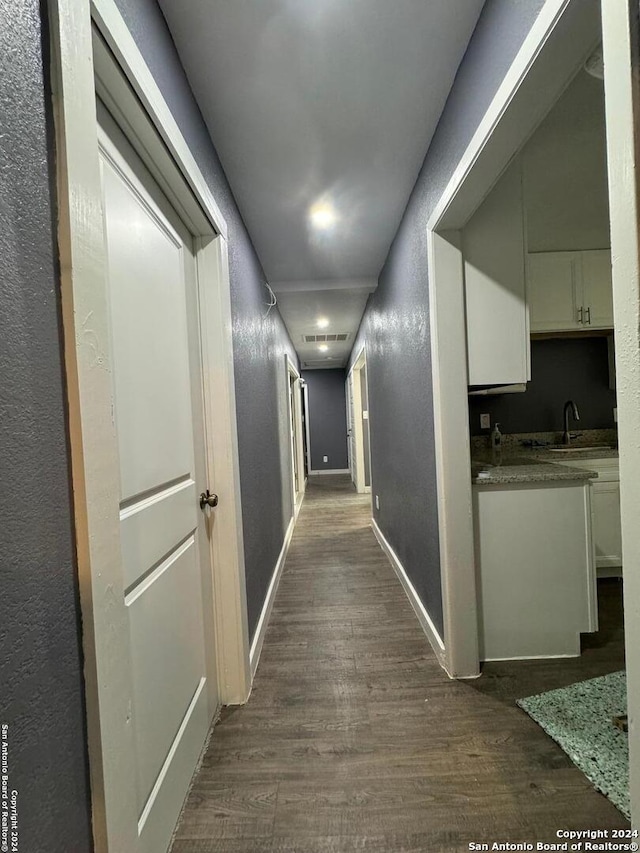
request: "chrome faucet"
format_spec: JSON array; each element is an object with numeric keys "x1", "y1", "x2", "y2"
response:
[{"x1": 563, "y1": 400, "x2": 580, "y2": 445}]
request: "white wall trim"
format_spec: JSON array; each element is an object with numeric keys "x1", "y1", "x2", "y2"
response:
[
  {"x1": 249, "y1": 515, "x2": 296, "y2": 679},
  {"x1": 310, "y1": 468, "x2": 350, "y2": 475},
  {"x1": 196, "y1": 237, "x2": 251, "y2": 706},
  {"x1": 427, "y1": 0, "x2": 600, "y2": 232},
  {"x1": 286, "y1": 355, "x2": 306, "y2": 512},
  {"x1": 90, "y1": 0, "x2": 227, "y2": 238},
  {"x1": 601, "y1": 0, "x2": 640, "y2": 826},
  {"x1": 484, "y1": 653, "x2": 579, "y2": 663},
  {"x1": 350, "y1": 344, "x2": 366, "y2": 372},
  {"x1": 302, "y1": 381, "x2": 312, "y2": 479},
  {"x1": 427, "y1": 231, "x2": 479, "y2": 680},
  {"x1": 371, "y1": 518, "x2": 448, "y2": 674},
  {"x1": 50, "y1": 4, "x2": 138, "y2": 847},
  {"x1": 347, "y1": 345, "x2": 370, "y2": 495}
]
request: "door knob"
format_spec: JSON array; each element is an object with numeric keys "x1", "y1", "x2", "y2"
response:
[{"x1": 199, "y1": 490, "x2": 219, "y2": 510}]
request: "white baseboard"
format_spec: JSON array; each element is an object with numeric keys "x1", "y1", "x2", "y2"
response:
[
  {"x1": 483, "y1": 652, "x2": 579, "y2": 662},
  {"x1": 371, "y1": 517, "x2": 448, "y2": 673},
  {"x1": 310, "y1": 468, "x2": 350, "y2": 475},
  {"x1": 249, "y1": 514, "x2": 296, "y2": 679}
]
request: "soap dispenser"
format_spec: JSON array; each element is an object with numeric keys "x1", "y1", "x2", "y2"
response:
[{"x1": 491, "y1": 422, "x2": 502, "y2": 466}]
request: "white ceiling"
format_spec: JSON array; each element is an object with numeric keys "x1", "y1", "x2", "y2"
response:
[
  {"x1": 274, "y1": 280, "x2": 375, "y2": 369},
  {"x1": 158, "y1": 0, "x2": 485, "y2": 366}
]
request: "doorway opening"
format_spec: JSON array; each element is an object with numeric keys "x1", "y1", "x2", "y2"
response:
[
  {"x1": 300, "y1": 378, "x2": 311, "y2": 481},
  {"x1": 346, "y1": 346, "x2": 372, "y2": 495},
  {"x1": 287, "y1": 356, "x2": 306, "y2": 517},
  {"x1": 427, "y1": 0, "x2": 637, "y2": 826}
]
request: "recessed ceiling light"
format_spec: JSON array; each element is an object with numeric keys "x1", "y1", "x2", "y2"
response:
[
  {"x1": 317, "y1": 317, "x2": 329, "y2": 329},
  {"x1": 309, "y1": 201, "x2": 337, "y2": 230},
  {"x1": 318, "y1": 344, "x2": 329, "y2": 352}
]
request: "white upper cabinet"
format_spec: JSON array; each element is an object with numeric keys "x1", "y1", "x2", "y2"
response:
[
  {"x1": 527, "y1": 249, "x2": 613, "y2": 333},
  {"x1": 527, "y1": 252, "x2": 579, "y2": 331},
  {"x1": 463, "y1": 159, "x2": 529, "y2": 387}
]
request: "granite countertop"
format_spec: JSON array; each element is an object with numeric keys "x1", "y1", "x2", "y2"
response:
[
  {"x1": 470, "y1": 431, "x2": 618, "y2": 485},
  {"x1": 471, "y1": 455, "x2": 598, "y2": 486}
]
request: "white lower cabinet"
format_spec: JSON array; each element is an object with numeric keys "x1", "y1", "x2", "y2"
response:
[
  {"x1": 473, "y1": 479, "x2": 597, "y2": 661},
  {"x1": 554, "y1": 457, "x2": 622, "y2": 576}
]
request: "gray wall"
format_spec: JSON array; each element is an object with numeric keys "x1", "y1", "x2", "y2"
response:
[
  {"x1": 0, "y1": 2, "x2": 93, "y2": 850},
  {"x1": 350, "y1": 0, "x2": 546, "y2": 637},
  {"x1": 302, "y1": 370, "x2": 348, "y2": 471},
  {"x1": 112, "y1": 0, "x2": 299, "y2": 640},
  {"x1": 469, "y1": 338, "x2": 617, "y2": 436}
]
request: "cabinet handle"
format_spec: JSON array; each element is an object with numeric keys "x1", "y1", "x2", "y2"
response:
[
  {"x1": 577, "y1": 306, "x2": 584, "y2": 324},
  {"x1": 585, "y1": 306, "x2": 592, "y2": 325}
]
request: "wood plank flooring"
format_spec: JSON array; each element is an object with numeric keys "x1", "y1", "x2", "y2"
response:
[{"x1": 171, "y1": 475, "x2": 628, "y2": 853}]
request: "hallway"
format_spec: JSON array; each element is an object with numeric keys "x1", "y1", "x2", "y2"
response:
[{"x1": 171, "y1": 476, "x2": 627, "y2": 852}]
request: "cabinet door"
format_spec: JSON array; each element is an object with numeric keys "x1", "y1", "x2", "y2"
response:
[
  {"x1": 591, "y1": 479, "x2": 623, "y2": 571},
  {"x1": 464, "y1": 160, "x2": 529, "y2": 386},
  {"x1": 527, "y1": 252, "x2": 581, "y2": 332},
  {"x1": 581, "y1": 249, "x2": 614, "y2": 329}
]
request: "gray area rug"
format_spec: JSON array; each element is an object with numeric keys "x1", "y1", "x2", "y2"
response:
[{"x1": 517, "y1": 671, "x2": 629, "y2": 819}]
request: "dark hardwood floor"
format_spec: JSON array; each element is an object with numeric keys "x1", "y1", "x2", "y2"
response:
[{"x1": 171, "y1": 475, "x2": 628, "y2": 853}]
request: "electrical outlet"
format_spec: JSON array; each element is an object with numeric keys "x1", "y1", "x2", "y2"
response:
[
  {"x1": 375, "y1": 495, "x2": 380, "y2": 510},
  {"x1": 480, "y1": 413, "x2": 491, "y2": 430},
  {"x1": 613, "y1": 407, "x2": 618, "y2": 423},
  {"x1": 323, "y1": 455, "x2": 328, "y2": 463}
]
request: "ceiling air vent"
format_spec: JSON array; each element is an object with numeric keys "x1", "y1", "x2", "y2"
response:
[{"x1": 303, "y1": 333, "x2": 349, "y2": 343}]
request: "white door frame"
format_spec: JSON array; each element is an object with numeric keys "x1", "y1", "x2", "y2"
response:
[
  {"x1": 345, "y1": 371, "x2": 356, "y2": 484},
  {"x1": 286, "y1": 355, "x2": 306, "y2": 516},
  {"x1": 301, "y1": 380, "x2": 312, "y2": 481},
  {"x1": 347, "y1": 346, "x2": 372, "y2": 494},
  {"x1": 49, "y1": 1, "x2": 250, "y2": 850},
  {"x1": 601, "y1": 0, "x2": 640, "y2": 825},
  {"x1": 425, "y1": 0, "x2": 603, "y2": 680}
]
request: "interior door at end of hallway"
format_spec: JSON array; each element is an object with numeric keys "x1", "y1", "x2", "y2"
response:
[{"x1": 98, "y1": 103, "x2": 218, "y2": 853}]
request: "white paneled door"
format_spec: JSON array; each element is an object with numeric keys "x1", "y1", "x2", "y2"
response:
[{"x1": 98, "y1": 107, "x2": 218, "y2": 853}]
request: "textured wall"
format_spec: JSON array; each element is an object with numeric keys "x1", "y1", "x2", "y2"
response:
[
  {"x1": 350, "y1": 0, "x2": 546, "y2": 637},
  {"x1": 469, "y1": 338, "x2": 617, "y2": 436},
  {"x1": 113, "y1": 0, "x2": 299, "y2": 639},
  {"x1": 0, "y1": 1, "x2": 93, "y2": 850},
  {"x1": 302, "y1": 370, "x2": 348, "y2": 471}
]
